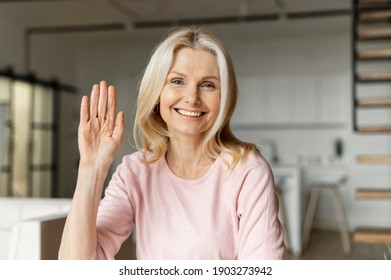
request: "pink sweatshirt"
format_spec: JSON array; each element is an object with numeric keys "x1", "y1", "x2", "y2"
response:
[{"x1": 95, "y1": 151, "x2": 285, "y2": 260}]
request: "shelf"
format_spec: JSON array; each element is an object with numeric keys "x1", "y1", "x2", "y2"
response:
[
  {"x1": 356, "y1": 188, "x2": 391, "y2": 199},
  {"x1": 354, "y1": 227, "x2": 391, "y2": 244},
  {"x1": 357, "y1": 72, "x2": 391, "y2": 82},
  {"x1": 356, "y1": 48, "x2": 391, "y2": 60},
  {"x1": 358, "y1": 10, "x2": 391, "y2": 22},
  {"x1": 357, "y1": 27, "x2": 391, "y2": 40},
  {"x1": 356, "y1": 126, "x2": 391, "y2": 132},
  {"x1": 357, "y1": 155, "x2": 391, "y2": 164},
  {"x1": 356, "y1": 97, "x2": 391, "y2": 107}
]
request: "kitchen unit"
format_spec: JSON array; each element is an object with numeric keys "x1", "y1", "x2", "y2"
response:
[{"x1": 272, "y1": 164, "x2": 302, "y2": 256}]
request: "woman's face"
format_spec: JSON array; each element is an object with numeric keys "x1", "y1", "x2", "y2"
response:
[{"x1": 159, "y1": 47, "x2": 221, "y2": 141}]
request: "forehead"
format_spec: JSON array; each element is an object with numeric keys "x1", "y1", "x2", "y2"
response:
[{"x1": 170, "y1": 47, "x2": 219, "y2": 74}]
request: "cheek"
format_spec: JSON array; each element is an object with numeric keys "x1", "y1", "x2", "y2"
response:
[
  {"x1": 159, "y1": 89, "x2": 175, "y2": 120},
  {"x1": 159, "y1": 99, "x2": 170, "y2": 120},
  {"x1": 209, "y1": 96, "x2": 221, "y2": 114},
  {"x1": 159, "y1": 87, "x2": 176, "y2": 106}
]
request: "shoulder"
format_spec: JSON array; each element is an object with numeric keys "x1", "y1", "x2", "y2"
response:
[
  {"x1": 222, "y1": 150, "x2": 275, "y2": 187},
  {"x1": 243, "y1": 149, "x2": 270, "y2": 167},
  {"x1": 223, "y1": 149, "x2": 272, "y2": 174},
  {"x1": 121, "y1": 150, "x2": 160, "y2": 165},
  {"x1": 115, "y1": 151, "x2": 162, "y2": 177},
  {"x1": 107, "y1": 151, "x2": 164, "y2": 195}
]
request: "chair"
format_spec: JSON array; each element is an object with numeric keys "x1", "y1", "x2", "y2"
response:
[{"x1": 302, "y1": 174, "x2": 351, "y2": 255}]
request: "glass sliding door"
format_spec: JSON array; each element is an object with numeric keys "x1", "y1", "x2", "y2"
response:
[
  {"x1": 31, "y1": 84, "x2": 54, "y2": 197},
  {"x1": 0, "y1": 77, "x2": 56, "y2": 198},
  {"x1": 0, "y1": 73, "x2": 75, "y2": 198},
  {"x1": 11, "y1": 81, "x2": 33, "y2": 197},
  {"x1": 0, "y1": 77, "x2": 11, "y2": 197}
]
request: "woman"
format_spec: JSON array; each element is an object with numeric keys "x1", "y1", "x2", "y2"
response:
[{"x1": 59, "y1": 26, "x2": 285, "y2": 260}]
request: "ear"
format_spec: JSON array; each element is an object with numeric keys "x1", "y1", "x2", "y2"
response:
[{"x1": 153, "y1": 103, "x2": 160, "y2": 114}]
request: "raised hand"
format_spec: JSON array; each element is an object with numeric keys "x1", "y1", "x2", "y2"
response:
[{"x1": 78, "y1": 81, "x2": 125, "y2": 168}]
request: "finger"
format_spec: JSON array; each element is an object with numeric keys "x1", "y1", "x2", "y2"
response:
[
  {"x1": 98, "y1": 81, "x2": 108, "y2": 122},
  {"x1": 80, "y1": 96, "x2": 90, "y2": 123},
  {"x1": 107, "y1": 85, "x2": 116, "y2": 129},
  {"x1": 90, "y1": 84, "x2": 99, "y2": 119},
  {"x1": 112, "y1": 111, "x2": 125, "y2": 144}
]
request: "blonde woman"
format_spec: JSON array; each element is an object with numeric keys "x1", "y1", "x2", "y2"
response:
[{"x1": 59, "y1": 26, "x2": 284, "y2": 260}]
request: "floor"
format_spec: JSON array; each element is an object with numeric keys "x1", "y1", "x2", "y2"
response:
[{"x1": 284, "y1": 230, "x2": 389, "y2": 260}]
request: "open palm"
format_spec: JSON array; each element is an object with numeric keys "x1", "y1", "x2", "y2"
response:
[{"x1": 78, "y1": 81, "x2": 125, "y2": 168}]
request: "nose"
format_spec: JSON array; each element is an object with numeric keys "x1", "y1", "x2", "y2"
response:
[{"x1": 184, "y1": 84, "x2": 200, "y2": 105}]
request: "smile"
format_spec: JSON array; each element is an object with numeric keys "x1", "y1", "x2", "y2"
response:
[{"x1": 175, "y1": 109, "x2": 206, "y2": 118}]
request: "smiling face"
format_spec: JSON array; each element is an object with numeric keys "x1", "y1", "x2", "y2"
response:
[{"x1": 159, "y1": 47, "x2": 221, "y2": 141}]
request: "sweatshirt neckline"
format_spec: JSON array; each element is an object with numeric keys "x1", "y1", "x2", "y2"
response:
[{"x1": 159, "y1": 154, "x2": 223, "y2": 185}]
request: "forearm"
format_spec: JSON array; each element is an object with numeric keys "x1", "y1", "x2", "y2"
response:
[{"x1": 59, "y1": 162, "x2": 110, "y2": 259}]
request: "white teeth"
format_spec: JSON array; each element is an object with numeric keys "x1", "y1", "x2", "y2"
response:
[{"x1": 177, "y1": 109, "x2": 203, "y2": 117}]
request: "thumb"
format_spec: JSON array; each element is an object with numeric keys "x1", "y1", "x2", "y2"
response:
[{"x1": 112, "y1": 111, "x2": 125, "y2": 144}]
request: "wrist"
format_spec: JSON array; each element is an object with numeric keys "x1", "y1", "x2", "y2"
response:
[
  {"x1": 78, "y1": 158, "x2": 112, "y2": 172},
  {"x1": 76, "y1": 161, "x2": 110, "y2": 198},
  {"x1": 77, "y1": 160, "x2": 111, "y2": 184}
]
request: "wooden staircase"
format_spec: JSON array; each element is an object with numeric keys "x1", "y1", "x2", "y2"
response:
[{"x1": 352, "y1": 0, "x2": 391, "y2": 245}]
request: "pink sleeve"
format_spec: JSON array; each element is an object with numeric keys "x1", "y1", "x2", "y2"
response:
[
  {"x1": 236, "y1": 162, "x2": 285, "y2": 260},
  {"x1": 94, "y1": 160, "x2": 135, "y2": 260}
]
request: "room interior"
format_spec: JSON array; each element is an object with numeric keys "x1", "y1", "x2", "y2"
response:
[{"x1": 0, "y1": 0, "x2": 390, "y2": 260}]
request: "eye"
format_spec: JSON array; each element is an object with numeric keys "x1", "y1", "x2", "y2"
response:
[
  {"x1": 201, "y1": 82, "x2": 216, "y2": 89},
  {"x1": 170, "y1": 79, "x2": 184, "y2": 85}
]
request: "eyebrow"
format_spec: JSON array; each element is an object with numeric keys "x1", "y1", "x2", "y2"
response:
[{"x1": 168, "y1": 70, "x2": 220, "y2": 81}]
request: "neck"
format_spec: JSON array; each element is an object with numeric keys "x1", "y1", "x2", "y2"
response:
[{"x1": 166, "y1": 136, "x2": 212, "y2": 180}]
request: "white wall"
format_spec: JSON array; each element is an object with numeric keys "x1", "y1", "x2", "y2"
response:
[
  {"x1": 2, "y1": 14, "x2": 390, "y2": 230},
  {"x1": 221, "y1": 19, "x2": 391, "y2": 230}
]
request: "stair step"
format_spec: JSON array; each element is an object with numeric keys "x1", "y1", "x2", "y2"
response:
[
  {"x1": 356, "y1": 48, "x2": 391, "y2": 59},
  {"x1": 354, "y1": 227, "x2": 391, "y2": 244},
  {"x1": 357, "y1": 155, "x2": 391, "y2": 163},
  {"x1": 358, "y1": 10, "x2": 391, "y2": 22},
  {"x1": 356, "y1": 97, "x2": 391, "y2": 106},
  {"x1": 357, "y1": 27, "x2": 391, "y2": 39},
  {"x1": 356, "y1": 126, "x2": 391, "y2": 132},
  {"x1": 356, "y1": 188, "x2": 391, "y2": 199},
  {"x1": 358, "y1": 0, "x2": 391, "y2": 9},
  {"x1": 357, "y1": 72, "x2": 391, "y2": 82}
]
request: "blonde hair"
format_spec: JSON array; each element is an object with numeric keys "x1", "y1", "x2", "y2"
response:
[{"x1": 133, "y1": 26, "x2": 256, "y2": 168}]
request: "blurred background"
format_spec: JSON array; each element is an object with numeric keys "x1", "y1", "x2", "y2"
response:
[{"x1": 0, "y1": 0, "x2": 390, "y2": 260}]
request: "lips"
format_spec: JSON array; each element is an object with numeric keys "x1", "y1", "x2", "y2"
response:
[{"x1": 175, "y1": 108, "x2": 206, "y2": 118}]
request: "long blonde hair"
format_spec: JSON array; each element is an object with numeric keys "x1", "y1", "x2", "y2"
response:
[{"x1": 133, "y1": 26, "x2": 256, "y2": 168}]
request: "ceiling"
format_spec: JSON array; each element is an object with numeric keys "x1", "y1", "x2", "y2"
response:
[{"x1": 0, "y1": 0, "x2": 351, "y2": 31}]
